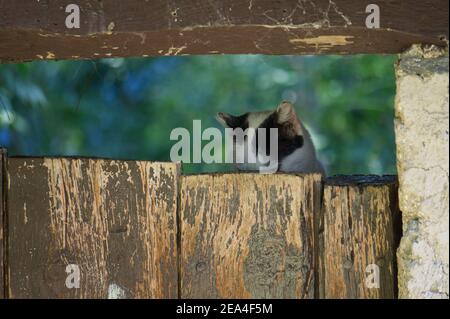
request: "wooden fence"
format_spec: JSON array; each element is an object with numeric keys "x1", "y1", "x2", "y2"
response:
[
  {"x1": 0, "y1": 152, "x2": 400, "y2": 298},
  {"x1": 0, "y1": 0, "x2": 445, "y2": 301}
]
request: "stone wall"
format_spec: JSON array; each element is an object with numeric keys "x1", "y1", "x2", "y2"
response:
[{"x1": 395, "y1": 45, "x2": 449, "y2": 298}]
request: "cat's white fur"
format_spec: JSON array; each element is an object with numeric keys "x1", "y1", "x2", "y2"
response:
[
  {"x1": 280, "y1": 121, "x2": 325, "y2": 175},
  {"x1": 217, "y1": 101, "x2": 325, "y2": 176}
]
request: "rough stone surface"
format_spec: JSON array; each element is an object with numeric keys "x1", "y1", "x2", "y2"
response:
[{"x1": 395, "y1": 45, "x2": 449, "y2": 299}]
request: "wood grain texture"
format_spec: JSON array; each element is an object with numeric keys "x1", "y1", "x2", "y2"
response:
[
  {"x1": 320, "y1": 175, "x2": 401, "y2": 299},
  {"x1": 180, "y1": 173, "x2": 322, "y2": 298},
  {"x1": 0, "y1": 0, "x2": 448, "y2": 62},
  {"x1": 7, "y1": 158, "x2": 179, "y2": 298},
  {"x1": 0, "y1": 148, "x2": 6, "y2": 299}
]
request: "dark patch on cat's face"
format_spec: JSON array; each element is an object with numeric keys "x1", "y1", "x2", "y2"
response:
[
  {"x1": 218, "y1": 109, "x2": 304, "y2": 170},
  {"x1": 254, "y1": 112, "x2": 304, "y2": 161},
  {"x1": 217, "y1": 112, "x2": 249, "y2": 129}
]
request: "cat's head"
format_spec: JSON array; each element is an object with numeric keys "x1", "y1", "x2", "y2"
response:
[{"x1": 216, "y1": 101, "x2": 304, "y2": 173}]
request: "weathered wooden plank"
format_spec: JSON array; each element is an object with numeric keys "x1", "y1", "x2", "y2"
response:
[
  {"x1": 320, "y1": 175, "x2": 401, "y2": 299},
  {"x1": 0, "y1": 148, "x2": 6, "y2": 299},
  {"x1": 180, "y1": 173, "x2": 322, "y2": 298},
  {"x1": 7, "y1": 158, "x2": 179, "y2": 298},
  {"x1": 0, "y1": 0, "x2": 448, "y2": 62}
]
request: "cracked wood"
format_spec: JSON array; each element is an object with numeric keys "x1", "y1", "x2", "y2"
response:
[
  {"x1": 320, "y1": 175, "x2": 401, "y2": 299},
  {"x1": 179, "y1": 173, "x2": 322, "y2": 298},
  {"x1": 6, "y1": 158, "x2": 179, "y2": 298},
  {"x1": 0, "y1": 0, "x2": 448, "y2": 62},
  {"x1": 2, "y1": 156, "x2": 403, "y2": 299}
]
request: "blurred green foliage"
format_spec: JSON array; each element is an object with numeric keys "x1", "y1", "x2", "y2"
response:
[{"x1": 0, "y1": 54, "x2": 397, "y2": 175}]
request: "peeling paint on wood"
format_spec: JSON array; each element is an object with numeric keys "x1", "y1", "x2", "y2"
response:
[
  {"x1": 320, "y1": 175, "x2": 401, "y2": 299},
  {"x1": 107, "y1": 283, "x2": 126, "y2": 299},
  {"x1": 0, "y1": 0, "x2": 447, "y2": 62},
  {"x1": 7, "y1": 158, "x2": 179, "y2": 298},
  {"x1": 290, "y1": 35, "x2": 354, "y2": 51},
  {"x1": 179, "y1": 173, "x2": 322, "y2": 298}
]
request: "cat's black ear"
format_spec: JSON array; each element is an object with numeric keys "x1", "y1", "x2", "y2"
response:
[
  {"x1": 216, "y1": 112, "x2": 248, "y2": 129},
  {"x1": 276, "y1": 101, "x2": 303, "y2": 137},
  {"x1": 216, "y1": 112, "x2": 231, "y2": 127}
]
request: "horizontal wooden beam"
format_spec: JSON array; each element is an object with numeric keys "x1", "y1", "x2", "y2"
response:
[{"x1": 0, "y1": 0, "x2": 448, "y2": 62}]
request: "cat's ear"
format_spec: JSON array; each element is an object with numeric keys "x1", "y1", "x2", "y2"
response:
[
  {"x1": 216, "y1": 112, "x2": 232, "y2": 127},
  {"x1": 216, "y1": 112, "x2": 247, "y2": 128},
  {"x1": 276, "y1": 101, "x2": 302, "y2": 136}
]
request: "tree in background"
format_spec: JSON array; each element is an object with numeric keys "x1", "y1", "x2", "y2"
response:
[{"x1": 0, "y1": 55, "x2": 396, "y2": 175}]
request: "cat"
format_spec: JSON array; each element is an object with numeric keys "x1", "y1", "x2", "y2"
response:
[{"x1": 216, "y1": 101, "x2": 325, "y2": 175}]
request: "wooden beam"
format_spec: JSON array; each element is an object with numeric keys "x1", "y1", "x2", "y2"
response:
[
  {"x1": 7, "y1": 158, "x2": 179, "y2": 298},
  {"x1": 320, "y1": 175, "x2": 401, "y2": 299},
  {"x1": 179, "y1": 173, "x2": 322, "y2": 298},
  {"x1": 0, "y1": 0, "x2": 448, "y2": 63}
]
